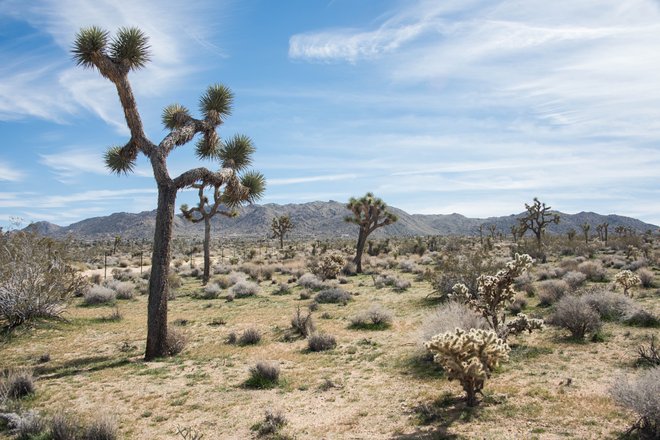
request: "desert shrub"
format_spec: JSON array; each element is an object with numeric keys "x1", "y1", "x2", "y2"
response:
[
  {"x1": 214, "y1": 275, "x2": 231, "y2": 289},
  {"x1": 272, "y1": 283, "x2": 291, "y2": 296},
  {"x1": 610, "y1": 367, "x2": 660, "y2": 438},
  {"x1": 253, "y1": 409, "x2": 287, "y2": 436},
  {"x1": 373, "y1": 273, "x2": 395, "y2": 289},
  {"x1": 297, "y1": 273, "x2": 324, "y2": 290},
  {"x1": 577, "y1": 261, "x2": 607, "y2": 282},
  {"x1": 536, "y1": 267, "x2": 561, "y2": 281},
  {"x1": 168, "y1": 272, "x2": 182, "y2": 289},
  {"x1": 238, "y1": 327, "x2": 262, "y2": 345},
  {"x1": 245, "y1": 362, "x2": 280, "y2": 389},
  {"x1": 314, "y1": 288, "x2": 351, "y2": 305},
  {"x1": 83, "y1": 415, "x2": 117, "y2": 440},
  {"x1": 504, "y1": 313, "x2": 544, "y2": 337},
  {"x1": 291, "y1": 306, "x2": 315, "y2": 338},
  {"x1": 230, "y1": 280, "x2": 260, "y2": 298},
  {"x1": 425, "y1": 328, "x2": 510, "y2": 406},
  {"x1": 637, "y1": 268, "x2": 656, "y2": 288},
  {"x1": 537, "y1": 279, "x2": 570, "y2": 307},
  {"x1": 196, "y1": 283, "x2": 221, "y2": 299},
  {"x1": 0, "y1": 410, "x2": 45, "y2": 439},
  {"x1": 581, "y1": 290, "x2": 634, "y2": 321},
  {"x1": 398, "y1": 260, "x2": 417, "y2": 273},
  {"x1": 307, "y1": 333, "x2": 337, "y2": 352},
  {"x1": 341, "y1": 261, "x2": 357, "y2": 276},
  {"x1": 393, "y1": 278, "x2": 411, "y2": 292},
  {"x1": 299, "y1": 290, "x2": 311, "y2": 300},
  {"x1": 562, "y1": 271, "x2": 587, "y2": 290},
  {"x1": 106, "y1": 280, "x2": 135, "y2": 300},
  {"x1": 623, "y1": 308, "x2": 660, "y2": 328},
  {"x1": 89, "y1": 273, "x2": 103, "y2": 285},
  {"x1": 1, "y1": 370, "x2": 35, "y2": 400},
  {"x1": 549, "y1": 295, "x2": 602, "y2": 339},
  {"x1": 0, "y1": 232, "x2": 84, "y2": 329},
  {"x1": 636, "y1": 336, "x2": 660, "y2": 367},
  {"x1": 513, "y1": 272, "x2": 535, "y2": 296},
  {"x1": 83, "y1": 285, "x2": 116, "y2": 306},
  {"x1": 214, "y1": 264, "x2": 231, "y2": 275},
  {"x1": 429, "y1": 250, "x2": 503, "y2": 300},
  {"x1": 165, "y1": 328, "x2": 187, "y2": 356},
  {"x1": 506, "y1": 296, "x2": 527, "y2": 314},
  {"x1": 350, "y1": 305, "x2": 393, "y2": 330},
  {"x1": 614, "y1": 270, "x2": 641, "y2": 297},
  {"x1": 228, "y1": 271, "x2": 249, "y2": 285}
]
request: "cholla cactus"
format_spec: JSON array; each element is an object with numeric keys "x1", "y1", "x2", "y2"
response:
[
  {"x1": 317, "y1": 253, "x2": 345, "y2": 280},
  {"x1": 452, "y1": 253, "x2": 534, "y2": 336},
  {"x1": 425, "y1": 328, "x2": 510, "y2": 406},
  {"x1": 505, "y1": 313, "x2": 544, "y2": 336},
  {"x1": 614, "y1": 270, "x2": 641, "y2": 297}
]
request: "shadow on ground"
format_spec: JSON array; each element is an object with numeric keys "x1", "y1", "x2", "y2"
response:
[{"x1": 34, "y1": 355, "x2": 132, "y2": 380}]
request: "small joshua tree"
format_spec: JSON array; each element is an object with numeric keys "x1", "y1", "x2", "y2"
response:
[
  {"x1": 425, "y1": 328, "x2": 510, "y2": 406},
  {"x1": 614, "y1": 270, "x2": 641, "y2": 297},
  {"x1": 510, "y1": 225, "x2": 520, "y2": 243},
  {"x1": 181, "y1": 148, "x2": 265, "y2": 284},
  {"x1": 271, "y1": 215, "x2": 294, "y2": 250},
  {"x1": 73, "y1": 27, "x2": 251, "y2": 360},
  {"x1": 345, "y1": 193, "x2": 398, "y2": 273},
  {"x1": 580, "y1": 222, "x2": 591, "y2": 245},
  {"x1": 518, "y1": 197, "x2": 560, "y2": 249},
  {"x1": 452, "y1": 253, "x2": 540, "y2": 338}
]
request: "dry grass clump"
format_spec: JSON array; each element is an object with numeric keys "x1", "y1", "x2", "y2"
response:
[
  {"x1": 272, "y1": 283, "x2": 291, "y2": 296},
  {"x1": 83, "y1": 285, "x2": 116, "y2": 306},
  {"x1": 0, "y1": 411, "x2": 44, "y2": 439},
  {"x1": 245, "y1": 362, "x2": 280, "y2": 389},
  {"x1": 636, "y1": 268, "x2": 656, "y2": 288},
  {"x1": 252, "y1": 409, "x2": 287, "y2": 437},
  {"x1": 314, "y1": 288, "x2": 351, "y2": 305},
  {"x1": 349, "y1": 305, "x2": 393, "y2": 330},
  {"x1": 610, "y1": 367, "x2": 660, "y2": 439},
  {"x1": 307, "y1": 333, "x2": 337, "y2": 352},
  {"x1": 1, "y1": 370, "x2": 35, "y2": 400},
  {"x1": 165, "y1": 328, "x2": 187, "y2": 356},
  {"x1": 105, "y1": 280, "x2": 135, "y2": 299},
  {"x1": 581, "y1": 290, "x2": 635, "y2": 321},
  {"x1": 290, "y1": 306, "x2": 315, "y2": 338},
  {"x1": 196, "y1": 283, "x2": 221, "y2": 299},
  {"x1": 238, "y1": 327, "x2": 262, "y2": 345},
  {"x1": 421, "y1": 301, "x2": 488, "y2": 343}
]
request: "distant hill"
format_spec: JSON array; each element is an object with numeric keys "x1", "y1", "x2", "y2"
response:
[{"x1": 23, "y1": 201, "x2": 658, "y2": 241}]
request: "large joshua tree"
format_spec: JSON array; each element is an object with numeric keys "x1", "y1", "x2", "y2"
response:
[
  {"x1": 180, "y1": 144, "x2": 265, "y2": 285},
  {"x1": 73, "y1": 26, "x2": 253, "y2": 360},
  {"x1": 345, "y1": 192, "x2": 398, "y2": 273},
  {"x1": 518, "y1": 197, "x2": 560, "y2": 249}
]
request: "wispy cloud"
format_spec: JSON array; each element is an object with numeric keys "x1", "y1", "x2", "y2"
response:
[
  {"x1": 0, "y1": 161, "x2": 25, "y2": 182},
  {"x1": 40, "y1": 148, "x2": 152, "y2": 182},
  {"x1": 0, "y1": 0, "x2": 227, "y2": 131},
  {"x1": 268, "y1": 173, "x2": 357, "y2": 185}
]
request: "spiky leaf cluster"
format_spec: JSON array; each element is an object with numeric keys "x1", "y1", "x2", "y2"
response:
[
  {"x1": 219, "y1": 134, "x2": 255, "y2": 170},
  {"x1": 614, "y1": 270, "x2": 641, "y2": 296},
  {"x1": 110, "y1": 27, "x2": 150, "y2": 70},
  {"x1": 72, "y1": 26, "x2": 109, "y2": 68},
  {"x1": 452, "y1": 253, "x2": 533, "y2": 335},
  {"x1": 200, "y1": 84, "x2": 233, "y2": 123},
  {"x1": 104, "y1": 146, "x2": 137, "y2": 175},
  {"x1": 425, "y1": 328, "x2": 510, "y2": 405},
  {"x1": 161, "y1": 103, "x2": 191, "y2": 130}
]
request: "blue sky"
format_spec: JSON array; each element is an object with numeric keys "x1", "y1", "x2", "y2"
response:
[{"x1": 1, "y1": 0, "x2": 659, "y2": 228}]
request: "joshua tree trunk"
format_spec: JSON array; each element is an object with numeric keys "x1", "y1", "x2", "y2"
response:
[
  {"x1": 203, "y1": 217, "x2": 211, "y2": 284},
  {"x1": 145, "y1": 184, "x2": 176, "y2": 360},
  {"x1": 279, "y1": 235, "x2": 284, "y2": 250},
  {"x1": 353, "y1": 230, "x2": 367, "y2": 273}
]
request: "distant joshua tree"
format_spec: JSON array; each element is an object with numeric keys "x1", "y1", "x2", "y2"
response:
[
  {"x1": 597, "y1": 222, "x2": 609, "y2": 245},
  {"x1": 518, "y1": 197, "x2": 560, "y2": 249},
  {"x1": 73, "y1": 26, "x2": 253, "y2": 360},
  {"x1": 510, "y1": 225, "x2": 520, "y2": 243},
  {"x1": 345, "y1": 193, "x2": 398, "y2": 273},
  {"x1": 580, "y1": 222, "x2": 591, "y2": 245},
  {"x1": 488, "y1": 224, "x2": 497, "y2": 240},
  {"x1": 180, "y1": 146, "x2": 265, "y2": 284},
  {"x1": 271, "y1": 215, "x2": 294, "y2": 249}
]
